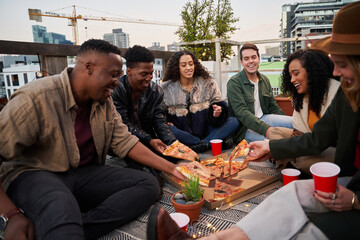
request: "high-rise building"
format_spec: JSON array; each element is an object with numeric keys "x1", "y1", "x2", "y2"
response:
[
  {"x1": 32, "y1": 25, "x2": 73, "y2": 45},
  {"x1": 103, "y1": 28, "x2": 130, "y2": 48},
  {"x1": 279, "y1": 4, "x2": 296, "y2": 57},
  {"x1": 280, "y1": 0, "x2": 356, "y2": 57}
]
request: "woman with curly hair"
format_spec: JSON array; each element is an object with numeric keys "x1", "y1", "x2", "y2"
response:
[
  {"x1": 282, "y1": 49, "x2": 339, "y2": 121},
  {"x1": 161, "y1": 50, "x2": 239, "y2": 153},
  {"x1": 269, "y1": 49, "x2": 340, "y2": 174}
]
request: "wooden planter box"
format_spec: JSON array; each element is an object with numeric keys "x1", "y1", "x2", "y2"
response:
[{"x1": 275, "y1": 97, "x2": 293, "y2": 116}]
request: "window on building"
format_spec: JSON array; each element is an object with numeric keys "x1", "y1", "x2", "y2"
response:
[
  {"x1": 6, "y1": 75, "x2": 10, "y2": 86},
  {"x1": 12, "y1": 75, "x2": 19, "y2": 86},
  {"x1": 23, "y1": 73, "x2": 28, "y2": 84},
  {"x1": 272, "y1": 87, "x2": 280, "y2": 96},
  {"x1": 7, "y1": 89, "x2": 11, "y2": 98}
]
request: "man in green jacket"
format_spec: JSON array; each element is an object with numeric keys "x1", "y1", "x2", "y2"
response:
[{"x1": 227, "y1": 43, "x2": 292, "y2": 143}]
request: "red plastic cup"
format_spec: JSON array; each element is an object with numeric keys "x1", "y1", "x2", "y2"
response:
[
  {"x1": 170, "y1": 212, "x2": 190, "y2": 231},
  {"x1": 310, "y1": 162, "x2": 340, "y2": 193},
  {"x1": 210, "y1": 139, "x2": 222, "y2": 156},
  {"x1": 281, "y1": 168, "x2": 301, "y2": 186}
]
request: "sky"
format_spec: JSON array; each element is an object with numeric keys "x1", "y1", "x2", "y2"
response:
[{"x1": 0, "y1": 0, "x2": 307, "y2": 53}]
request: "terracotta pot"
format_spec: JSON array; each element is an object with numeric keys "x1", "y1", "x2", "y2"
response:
[
  {"x1": 171, "y1": 191, "x2": 204, "y2": 222},
  {"x1": 275, "y1": 97, "x2": 294, "y2": 116}
]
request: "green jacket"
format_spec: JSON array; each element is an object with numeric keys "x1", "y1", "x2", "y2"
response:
[
  {"x1": 270, "y1": 89, "x2": 360, "y2": 192},
  {"x1": 227, "y1": 70, "x2": 284, "y2": 143}
]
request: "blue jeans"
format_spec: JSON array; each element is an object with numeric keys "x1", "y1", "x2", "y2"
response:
[
  {"x1": 169, "y1": 116, "x2": 239, "y2": 146},
  {"x1": 245, "y1": 114, "x2": 293, "y2": 142},
  {"x1": 7, "y1": 165, "x2": 160, "y2": 240}
]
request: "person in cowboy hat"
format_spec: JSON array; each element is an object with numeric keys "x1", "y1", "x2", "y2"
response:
[{"x1": 147, "y1": 2, "x2": 360, "y2": 239}]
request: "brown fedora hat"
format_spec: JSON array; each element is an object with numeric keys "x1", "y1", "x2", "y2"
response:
[{"x1": 311, "y1": 1, "x2": 360, "y2": 55}]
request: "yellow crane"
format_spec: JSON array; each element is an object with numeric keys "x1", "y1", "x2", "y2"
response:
[{"x1": 28, "y1": 5, "x2": 179, "y2": 45}]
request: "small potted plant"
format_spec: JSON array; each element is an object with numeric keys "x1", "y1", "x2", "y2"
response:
[{"x1": 170, "y1": 174, "x2": 205, "y2": 222}]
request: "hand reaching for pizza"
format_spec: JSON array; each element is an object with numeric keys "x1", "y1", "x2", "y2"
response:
[
  {"x1": 149, "y1": 139, "x2": 168, "y2": 154},
  {"x1": 172, "y1": 168, "x2": 186, "y2": 181},
  {"x1": 246, "y1": 140, "x2": 272, "y2": 162}
]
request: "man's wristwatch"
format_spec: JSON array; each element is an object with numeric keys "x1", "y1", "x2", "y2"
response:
[{"x1": 0, "y1": 208, "x2": 23, "y2": 231}]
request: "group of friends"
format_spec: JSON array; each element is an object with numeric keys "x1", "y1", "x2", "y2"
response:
[{"x1": 0, "y1": 1, "x2": 359, "y2": 239}]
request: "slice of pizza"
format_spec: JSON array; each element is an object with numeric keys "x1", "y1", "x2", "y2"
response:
[
  {"x1": 228, "y1": 139, "x2": 250, "y2": 178},
  {"x1": 229, "y1": 139, "x2": 250, "y2": 162},
  {"x1": 214, "y1": 180, "x2": 245, "y2": 201},
  {"x1": 222, "y1": 161, "x2": 249, "y2": 178},
  {"x1": 200, "y1": 157, "x2": 224, "y2": 178},
  {"x1": 176, "y1": 161, "x2": 211, "y2": 187},
  {"x1": 163, "y1": 140, "x2": 200, "y2": 161}
]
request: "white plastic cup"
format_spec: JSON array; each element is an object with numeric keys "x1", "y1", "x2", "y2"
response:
[{"x1": 170, "y1": 212, "x2": 190, "y2": 231}]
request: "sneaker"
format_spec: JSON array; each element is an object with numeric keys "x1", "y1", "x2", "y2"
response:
[
  {"x1": 190, "y1": 141, "x2": 209, "y2": 153},
  {"x1": 222, "y1": 136, "x2": 234, "y2": 150}
]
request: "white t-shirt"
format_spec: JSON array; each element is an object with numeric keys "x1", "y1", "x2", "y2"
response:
[{"x1": 249, "y1": 79, "x2": 263, "y2": 119}]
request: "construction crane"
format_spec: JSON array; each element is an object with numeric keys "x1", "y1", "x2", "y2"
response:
[{"x1": 28, "y1": 5, "x2": 180, "y2": 45}]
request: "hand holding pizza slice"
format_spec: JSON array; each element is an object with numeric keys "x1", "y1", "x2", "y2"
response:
[{"x1": 175, "y1": 161, "x2": 211, "y2": 187}]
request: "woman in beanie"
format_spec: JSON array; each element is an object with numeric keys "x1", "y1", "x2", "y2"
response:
[{"x1": 148, "y1": 2, "x2": 360, "y2": 239}]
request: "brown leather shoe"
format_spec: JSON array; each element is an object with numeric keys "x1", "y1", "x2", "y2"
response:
[{"x1": 147, "y1": 206, "x2": 191, "y2": 240}]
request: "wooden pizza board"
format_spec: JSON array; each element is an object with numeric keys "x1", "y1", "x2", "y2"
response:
[{"x1": 163, "y1": 153, "x2": 279, "y2": 210}]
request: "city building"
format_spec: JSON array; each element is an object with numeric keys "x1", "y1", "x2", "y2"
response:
[
  {"x1": 153, "y1": 58, "x2": 163, "y2": 85},
  {"x1": 32, "y1": 25, "x2": 73, "y2": 45},
  {"x1": 3, "y1": 63, "x2": 39, "y2": 99},
  {"x1": 148, "y1": 42, "x2": 165, "y2": 51},
  {"x1": 0, "y1": 55, "x2": 39, "y2": 98},
  {"x1": 279, "y1": 0, "x2": 356, "y2": 57},
  {"x1": 280, "y1": 4, "x2": 296, "y2": 57},
  {"x1": 103, "y1": 28, "x2": 130, "y2": 49},
  {"x1": 167, "y1": 42, "x2": 182, "y2": 52}
]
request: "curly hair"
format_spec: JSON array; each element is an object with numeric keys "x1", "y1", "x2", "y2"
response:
[
  {"x1": 281, "y1": 49, "x2": 335, "y2": 116},
  {"x1": 163, "y1": 50, "x2": 210, "y2": 82},
  {"x1": 78, "y1": 39, "x2": 121, "y2": 56},
  {"x1": 124, "y1": 45, "x2": 154, "y2": 68}
]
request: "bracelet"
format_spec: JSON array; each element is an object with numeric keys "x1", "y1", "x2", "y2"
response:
[{"x1": 351, "y1": 193, "x2": 356, "y2": 209}]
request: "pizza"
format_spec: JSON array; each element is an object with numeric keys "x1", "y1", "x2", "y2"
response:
[
  {"x1": 176, "y1": 161, "x2": 211, "y2": 187},
  {"x1": 228, "y1": 139, "x2": 250, "y2": 177},
  {"x1": 200, "y1": 157, "x2": 249, "y2": 178},
  {"x1": 201, "y1": 157, "x2": 225, "y2": 178},
  {"x1": 222, "y1": 161, "x2": 249, "y2": 178},
  {"x1": 163, "y1": 140, "x2": 199, "y2": 161},
  {"x1": 214, "y1": 180, "x2": 245, "y2": 201},
  {"x1": 229, "y1": 139, "x2": 250, "y2": 162}
]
